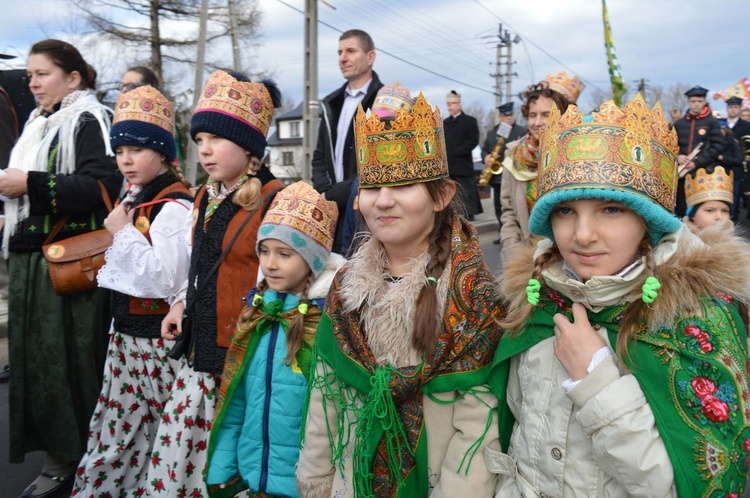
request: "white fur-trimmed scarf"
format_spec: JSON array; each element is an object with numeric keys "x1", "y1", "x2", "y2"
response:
[{"x1": 3, "y1": 90, "x2": 113, "y2": 255}]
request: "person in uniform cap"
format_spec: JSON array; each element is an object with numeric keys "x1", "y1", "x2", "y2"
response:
[
  {"x1": 481, "y1": 102, "x2": 527, "y2": 244},
  {"x1": 726, "y1": 96, "x2": 750, "y2": 155},
  {"x1": 444, "y1": 89, "x2": 482, "y2": 220},
  {"x1": 672, "y1": 85, "x2": 724, "y2": 216}
]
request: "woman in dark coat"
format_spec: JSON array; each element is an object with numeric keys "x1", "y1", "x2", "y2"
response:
[{"x1": 0, "y1": 39, "x2": 121, "y2": 498}]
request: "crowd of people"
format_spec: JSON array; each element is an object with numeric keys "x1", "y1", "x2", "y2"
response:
[{"x1": 1, "y1": 29, "x2": 750, "y2": 498}]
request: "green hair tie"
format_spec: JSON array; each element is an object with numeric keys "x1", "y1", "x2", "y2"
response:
[
  {"x1": 297, "y1": 303, "x2": 308, "y2": 315},
  {"x1": 642, "y1": 276, "x2": 661, "y2": 304},
  {"x1": 526, "y1": 278, "x2": 541, "y2": 306},
  {"x1": 252, "y1": 294, "x2": 263, "y2": 307},
  {"x1": 426, "y1": 276, "x2": 437, "y2": 285}
]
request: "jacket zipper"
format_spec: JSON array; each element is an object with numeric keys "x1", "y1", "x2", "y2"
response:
[{"x1": 259, "y1": 322, "x2": 279, "y2": 492}]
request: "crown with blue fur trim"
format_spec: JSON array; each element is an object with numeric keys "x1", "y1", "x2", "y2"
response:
[
  {"x1": 530, "y1": 93, "x2": 681, "y2": 245},
  {"x1": 355, "y1": 93, "x2": 448, "y2": 188}
]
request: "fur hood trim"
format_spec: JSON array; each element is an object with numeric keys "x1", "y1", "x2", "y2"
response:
[
  {"x1": 337, "y1": 238, "x2": 449, "y2": 367},
  {"x1": 308, "y1": 253, "x2": 347, "y2": 300},
  {"x1": 500, "y1": 222, "x2": 750, "y2": 328}
]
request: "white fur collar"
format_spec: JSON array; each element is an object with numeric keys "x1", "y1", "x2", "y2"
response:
[{"x1": 340, "y1": 238, "x2": 449, "y2": 367}]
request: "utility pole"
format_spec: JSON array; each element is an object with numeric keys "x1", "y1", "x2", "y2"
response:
[
  {"x1": 637, "y1": 78, "x2": 647, "y2": 94},
  {"x1": 302, "y1": 0, "x2": 319, "y2": 183},
  {"x1": 489, "y1": 24, "x2": 520, "y2": 121},
  {"x1": 186, "y1": 0, "x2": 210, "y2": 184},
  {"x1": 227, "y1": 0, "x2": 241, "y2": 71},
  {"x1": 493, "y1": 39, "x2": 502, "y2": 109}
]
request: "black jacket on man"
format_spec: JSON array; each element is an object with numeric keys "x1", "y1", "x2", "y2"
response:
[
  {"x1": 673, "y1": 107, "x2": 724, "y2": 170},
  {"x1": 311, "y1": 71, "x2": 383, "y2": 214},
  {"x1": 443, "y1": 113, "x2": 479, "y2": 177},
  {"x1": 731, "y1": 118, "x2": 750, "y2": 158},
  {"x1": 673, "y1": 105, "x2": 725, "y2": 216}
]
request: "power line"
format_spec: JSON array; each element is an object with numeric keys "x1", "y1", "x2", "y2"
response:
[
  {"x1": 323, "y1": 2, "x2": 491, "y2": 75},
  {"x1": 329, "y1": 0, "x2": 494, "y2": 75},
  {"x1": 275, "y1": 0, "x2": 496, "y2": 95},
  {"x1": 471, "y1": 0, "x2": 606, "y2": 94}
]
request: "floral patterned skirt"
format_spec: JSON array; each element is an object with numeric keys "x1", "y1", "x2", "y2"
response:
[
  {"x1": 145, "y1": 360, "x2": 218, "y2": 498},
  {"x1": 72, "y1": 329, "x2": 178, "y2": 496}
]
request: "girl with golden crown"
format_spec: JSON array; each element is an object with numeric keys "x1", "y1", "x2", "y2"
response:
[
  {"x1": 205, "y1": 182, "x2": 344, "y2": 497},
  {"x1": 488, "y1": 94, "x2": 750, "y2": 497},
  {"x1": 297, "y1": 94, "x2": 503, "y2": 497},
  {"x1": 499, "y1": 71, "x2": 583, "y2": 264}
]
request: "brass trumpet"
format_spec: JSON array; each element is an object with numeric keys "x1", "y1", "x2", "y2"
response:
[
  {"x1": 741, "y1": 135, "x2": 750, "y2": 162},
  {"x1": 478, "y1": 122, "x2": 512, "y2": 186}
]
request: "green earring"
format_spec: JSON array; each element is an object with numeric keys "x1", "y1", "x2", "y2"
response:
[{"x1": 526, "y1": 279, "x2": 541, "y2": 306}]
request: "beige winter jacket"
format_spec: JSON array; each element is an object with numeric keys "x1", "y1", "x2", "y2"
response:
[
  {"x1": 499, "y1": 139, "x2": 536, "y2": 264},
  {"x1": 297, "y1": 240, "x2": 499, "y2": 498},
  {"x1": 489, "y1": 223, "x2": 750, "y2": 497}
]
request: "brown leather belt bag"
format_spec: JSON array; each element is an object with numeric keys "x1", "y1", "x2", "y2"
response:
[{"x1": 42, "y1": 180, "x2": 114, "y2": 296}]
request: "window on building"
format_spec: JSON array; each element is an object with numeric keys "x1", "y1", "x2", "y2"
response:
[
  {"x1": 282, "y1": 151, "x2": 294, "y2": 165},
  {"x1": 289, "y1": 121, "x2": 301, "y2": 137}
]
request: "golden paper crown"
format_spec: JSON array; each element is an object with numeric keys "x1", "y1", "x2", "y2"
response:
[
  {"x1": 544, "y1": 71, "x2": 585, "y2": 103},
  {"x1": 194, "y1": 70, "x2": 274, "y2": 138},
  {"x1": 538, "y1": 93, "x2": 678, "y2": 212},
  {"x1": 685, "y1": 166, "x2": 734, "y2": 208},
  {"x1": 355, "y1": 93, "x2": 448, "y2": 188},
  {"x1": 113, "y1": 85, "x2": 174, "y2": 134}
]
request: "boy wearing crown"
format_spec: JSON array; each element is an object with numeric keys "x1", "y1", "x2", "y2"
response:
[
  {"x1": 684, "y1": 166, "x2": 734, "y2": 229},
  {"x1": 488, "y1": 94, "x2": 750, "y2": 497}
]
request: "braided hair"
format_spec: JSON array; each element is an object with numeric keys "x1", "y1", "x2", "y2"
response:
[{"x1": 411, "y1": 178, "x2": 458, "y2": 356}]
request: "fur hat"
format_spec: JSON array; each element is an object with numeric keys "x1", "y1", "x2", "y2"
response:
[
  {"x1": 256, "y1": 182, "x2": 339, "y2": 278},
  {"x1": 110, "y1": 85, "x2": 176, "y2": 161},
  {"x1": 190, "y1": 70, "x2": 281, "y2": 159},
  {"x1": 529, "y1": 93, "x2": 682, "y2": 245}
]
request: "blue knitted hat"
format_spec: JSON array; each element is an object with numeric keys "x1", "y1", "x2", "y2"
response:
[
  {"x1": 190, "y1": 70, "x2": 281, "y2": 159},
  {"x1": 529, "y1": 94, "x2": 682, "y2": 246},
  {"x1": 110, "y1": 85, "x2": 176, "y2": 161}
]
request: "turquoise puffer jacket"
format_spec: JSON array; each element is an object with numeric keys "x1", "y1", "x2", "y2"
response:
[{"x1": 207, "y1": 290, "x2": 310, "y2": 497}]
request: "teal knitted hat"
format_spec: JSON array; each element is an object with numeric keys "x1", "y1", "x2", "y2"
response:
[{"x1": 528, "y1": 94, "x2": 682, "y2": 246}]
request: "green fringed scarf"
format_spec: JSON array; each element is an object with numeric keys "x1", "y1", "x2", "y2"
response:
[
  {"x1": 301, "y1": 215, "x2": 503, "y2": 498},
  {"x1": 489, "y1": 288, "x2": 750, "y2": 497}
]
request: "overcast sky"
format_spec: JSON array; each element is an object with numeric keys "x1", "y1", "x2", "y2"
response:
[{"x1": 3, "y1": 0, "x2": 749, "y2": 115}]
